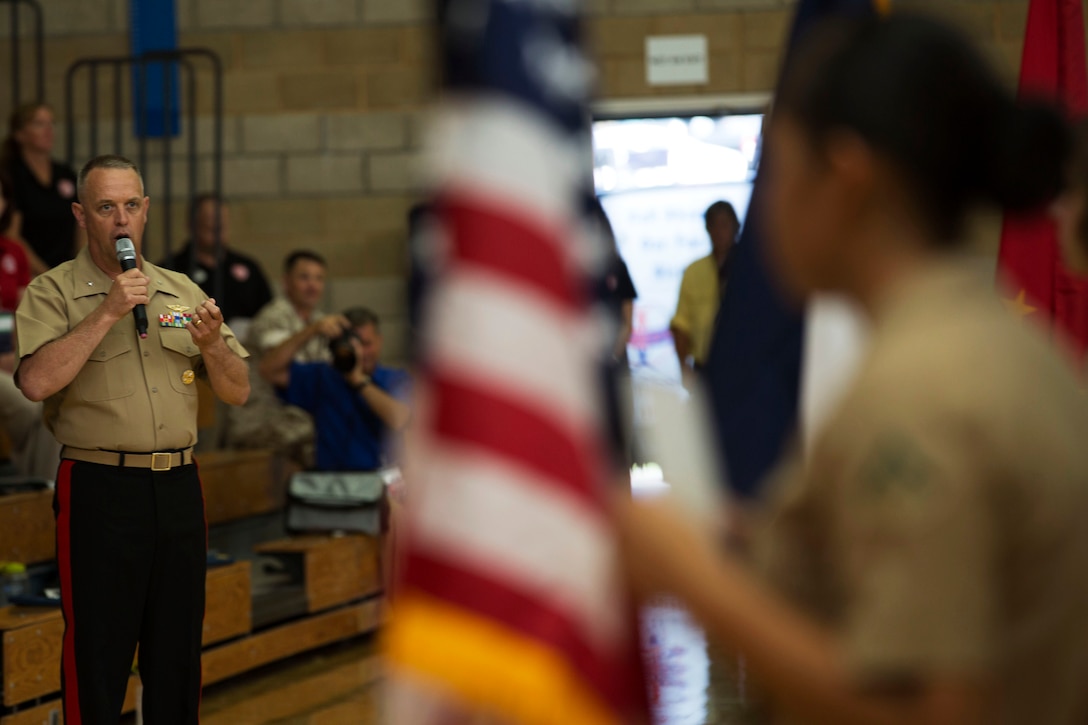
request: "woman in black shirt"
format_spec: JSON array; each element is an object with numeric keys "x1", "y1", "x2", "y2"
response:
[
  {"x1": 592, "y1": 200, "x2": 638, "y2": 365},
  {"x1": 1, "y1": 103, "x2": 79, "y2": 273},
  {"x1": 591, "y1": 199, "x2": 639, "y2": 475}
]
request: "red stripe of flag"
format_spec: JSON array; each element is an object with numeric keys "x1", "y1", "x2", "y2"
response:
[
  {"x1": 429, "y1": 372, "x2": 605, "y2": 512},
  {"x1": 440, "y1": 194, "x2": 587, "y2": 312}
]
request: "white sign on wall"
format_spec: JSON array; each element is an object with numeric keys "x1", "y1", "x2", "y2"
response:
[{"x1": 646, "y1": 35, "x2": 709, "y2": 86}]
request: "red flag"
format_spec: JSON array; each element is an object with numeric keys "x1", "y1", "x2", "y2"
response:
[{"x1": 997, "y1": 0, "x2": 1088, "y2": 363}]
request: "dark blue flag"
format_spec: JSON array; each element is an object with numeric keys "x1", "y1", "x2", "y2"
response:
[{"x1": 706, "y1": 0, "x2": 882, "y2": 501}]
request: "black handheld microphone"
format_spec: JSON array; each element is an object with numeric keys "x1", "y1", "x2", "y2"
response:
[{"x1": 114, "y1": 237, "x2": 148, "y2": 339}]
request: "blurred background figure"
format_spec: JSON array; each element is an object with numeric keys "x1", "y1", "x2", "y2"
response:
[
  {"x1": 1053, "y1": 120, "x2": 1088, "y2": 277},
  {"x1": 670, "y1": 200, "x2": 738, "y2": 377},
  {"x1": 406, "y1": 201, "x2": 433, "y2": 365},
  {"x1": 592, "y1": 199, "x2": 640, "y2": 480},
  {"x1": 619, "y1": 13, "x2": 1088, "y2": 725},
  {"x1": 0, "y1": 370, "x2": 60, "y2": 481},
  {"x1": 0, "y1": 170, "x2": 30, "y2": 322},
  {"x1": 226, "y1": 250, "x2": 332, "y2": 468},
  {"x1": 594, "y1": 200, "x2": 638, "y2": 366},
  {"x1": 260, "y1": 306, "x2": 410, "y2": 473},
  {"x1": 1, "y1": 103, "x2": 80, "y2": 275},
  {"x1": 162, "y1": 193, "x2": 273, "y2": 331},
  {"x1": 1050, "y1": 119, "x2": 1088, "y2": 378},
  {"x1": 0, "y1": 168, "x2": 57, "y2": 481}
]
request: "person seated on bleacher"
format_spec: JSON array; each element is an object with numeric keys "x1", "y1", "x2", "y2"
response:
[
  {"x1": 0, "y1": 168, "x2": 58, "y2": 480},
  {"x1": 0, "y1": 168, "x2": 31, "y2": 373},
  {"x1": 0, "y1": 369, "x2": 60, "y2": 481},
  {"x1": 225, "y1": 250, "x2": 332, "y2": 467},
  {"x1": 161, "y1": 193, "x2": 273, "y2": 336},
  {"x1": 259, "y1": 306, "x2": 411, "y2": 472}
]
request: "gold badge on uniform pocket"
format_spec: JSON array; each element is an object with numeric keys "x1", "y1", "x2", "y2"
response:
[{"x1": 181, "y1": 370, "x2": 196, "y2": 385}]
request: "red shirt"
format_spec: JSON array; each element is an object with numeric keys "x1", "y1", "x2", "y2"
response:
[{"x1": 0, "y1": 235, "x2": 30, "y2": 312}]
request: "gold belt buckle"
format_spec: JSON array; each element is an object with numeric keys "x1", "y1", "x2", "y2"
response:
[{"x1": 150, "y1": 452, "x2": 172, "y2": 471}]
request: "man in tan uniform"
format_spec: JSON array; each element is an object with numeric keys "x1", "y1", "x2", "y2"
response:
[
  {"x1": 14, "y1": 155, "x2": 249, "y2": 724},
  {"x1": 226, "y1": 250, "x2": 332, "y2": 467}
]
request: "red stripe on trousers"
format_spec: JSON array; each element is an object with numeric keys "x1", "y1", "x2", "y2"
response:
[
  {"x1": 55, "y1": 459, "x2": 81, "y2": 725},
  {"x1": 402, "y1": 550, "x2": 641, "y2": 717},
  {"x1": 429, "y1": 372, "x2": 606, "y2": 512},
  {"x1": 196, "y1": 459, "x2": 206, "y2": 713},
  {"x1": 440, "y1": 196, "x2": 588, "y2": 313}
]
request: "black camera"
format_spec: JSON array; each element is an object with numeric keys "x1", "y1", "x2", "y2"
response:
[{"x1": 329, "y1": 330, "x2": 358, "y2": 374}]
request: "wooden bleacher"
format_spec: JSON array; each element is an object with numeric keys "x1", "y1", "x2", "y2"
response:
[
  {"x1": 0, "y1": 449, "x2": 384, "y2": 724},
  {"x1": 0, "y1": 490, "x2": 53, "y2": 565}
]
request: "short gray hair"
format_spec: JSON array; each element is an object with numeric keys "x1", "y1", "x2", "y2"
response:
[
  {"x1": 343, "y1": 306, "x2": 380, "y2": 331},
  {"x1": 77, "y1": 155, "x2": 145, "y2": 202}
]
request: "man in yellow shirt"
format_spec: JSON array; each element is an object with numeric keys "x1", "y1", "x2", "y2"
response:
[{"x1": 670, "y1": 201, "x2": 739, "y2": 373}]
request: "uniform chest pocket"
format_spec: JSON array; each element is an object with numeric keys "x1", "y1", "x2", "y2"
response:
[
  {"x1": 160, "y1": 333, "x2": 201, "y2": 396},
  {"x1": 77, "y1": 335, "x2": 136, "y2": 402}
]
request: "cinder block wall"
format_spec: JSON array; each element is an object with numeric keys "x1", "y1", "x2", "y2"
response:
[
  {"x1": 0, "y1": 0, "x2": 1036, "y2": 359},
  {"x1": 590, "y1": 1, "x2": 1030, "y2": 97}
]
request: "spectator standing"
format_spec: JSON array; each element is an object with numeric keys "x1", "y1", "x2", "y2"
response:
[
  {"x1": 670, "y1": 201, "x2": 739, "y2": 374},
  {"x1": 1, "y1": 103, "x2": 80, "y2": 274}
]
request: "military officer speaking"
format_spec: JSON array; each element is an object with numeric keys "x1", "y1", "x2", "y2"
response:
[{"x1": 15, "y1": 154, "x2": 249, "y2": 724}]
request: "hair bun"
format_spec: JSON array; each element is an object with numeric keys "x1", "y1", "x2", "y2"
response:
[{"x1": 983, "y1": 100, "x2": 1070, "y2": 211}]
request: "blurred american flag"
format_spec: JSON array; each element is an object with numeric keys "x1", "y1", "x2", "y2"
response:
[{"x1": 383, "y1": 1, "x2": 649, "y2": 723}]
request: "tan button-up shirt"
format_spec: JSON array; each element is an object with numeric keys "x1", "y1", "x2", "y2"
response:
[
  {"x1": 756, "y1": 262, "x2": 1088, "y2": 724},
  {"x1": 14, "y1": 247, "x2": 248, "y2": 452}
]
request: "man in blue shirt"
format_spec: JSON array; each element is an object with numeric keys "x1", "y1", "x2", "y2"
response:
[{"x1": 259, "y1": 306, "x2": 410, "y2": 471}]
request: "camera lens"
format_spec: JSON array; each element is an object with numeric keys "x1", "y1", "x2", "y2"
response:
[{"x1": 329, "y1": 332, "x2": 357, "y2": 373}]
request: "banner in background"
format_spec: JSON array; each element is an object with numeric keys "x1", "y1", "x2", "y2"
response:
[
  {"x1": 996, "y1": 0, "x2": 1088, "y2": 364},
  {"x1": 130, "y1": 0, "x2": 180, "y2": 137},
  {"x1": 706, "y1": 0, "x2": 885, "y2": 501}
]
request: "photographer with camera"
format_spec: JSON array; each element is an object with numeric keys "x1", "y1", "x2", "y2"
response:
[{"x1": 259, "y1": 306, "x2": 410, "y2": 472}]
